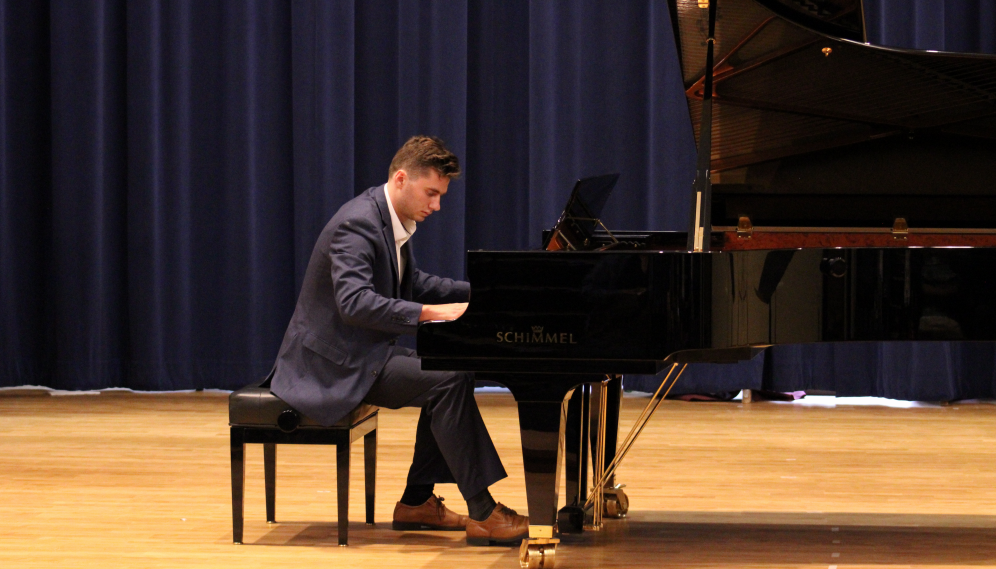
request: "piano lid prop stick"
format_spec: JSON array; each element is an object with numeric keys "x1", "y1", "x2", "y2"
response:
[
  {"x1": 585, "y1": 364, "x2": 688, "y2": 510},
  {"x1": 687, "y1": 0, "x2": 717, "y2": 253}
]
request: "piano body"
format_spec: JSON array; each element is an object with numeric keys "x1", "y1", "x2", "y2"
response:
[{"x1": 418, "y1": 0, "x2": 996, "y2": 566}]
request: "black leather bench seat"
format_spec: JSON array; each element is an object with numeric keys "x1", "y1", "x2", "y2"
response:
[{"x1": 228, "y1": 376, "x2": 378, "y2": 546}]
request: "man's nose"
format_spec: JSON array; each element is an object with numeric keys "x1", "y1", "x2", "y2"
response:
[{"x1": 430, "y1": 197, "x2": 441, "y2": 211}]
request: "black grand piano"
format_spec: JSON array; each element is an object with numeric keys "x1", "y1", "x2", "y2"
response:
[{"x1": 418, "y1": 1, "x2": 996, "y2": 567}]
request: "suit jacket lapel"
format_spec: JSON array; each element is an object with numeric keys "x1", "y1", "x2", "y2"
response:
[{"x1": 373, "y1": 185, "x2": 401, "y2": 297}]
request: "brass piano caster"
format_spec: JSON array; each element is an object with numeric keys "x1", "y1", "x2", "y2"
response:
[
  {"x1": 519, "y1": 538, "x2": 559, "y2": 569},
  {"x1": 603, "y1": 485, "x2": 629, "y2": 518}
]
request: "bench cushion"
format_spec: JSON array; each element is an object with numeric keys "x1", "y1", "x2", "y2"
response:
[{"x1": 229, "y1": 379, "x2": 377, "y2": 428}]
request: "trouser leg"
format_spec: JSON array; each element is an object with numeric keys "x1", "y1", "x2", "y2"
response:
[
  {"x1": 407, "y1": 405, "x2": 457, "y2": 486},
  {"x1": 363, "y1": 348, "x2": 507, "y2": 500}
]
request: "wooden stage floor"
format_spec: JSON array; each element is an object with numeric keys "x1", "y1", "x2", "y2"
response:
[{"x1": 3, "y1": 389, "x2": 996, "y2": 568}]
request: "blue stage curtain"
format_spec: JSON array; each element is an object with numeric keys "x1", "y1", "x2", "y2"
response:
[
  {"x1": 0, "y1": 0, "x2": 994, "y2": 392},
  {"x1": 865, "y1": 0, "x2": 996, "y2": 53}
]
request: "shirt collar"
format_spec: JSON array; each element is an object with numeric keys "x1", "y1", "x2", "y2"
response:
[{"x1": 384, "y1": 184, "x2": 416, "y2": 247}]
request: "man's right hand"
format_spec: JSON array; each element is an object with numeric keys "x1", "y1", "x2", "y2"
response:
[{"x1": 419, "y1": 303, "x2": 469, "y2": 322}]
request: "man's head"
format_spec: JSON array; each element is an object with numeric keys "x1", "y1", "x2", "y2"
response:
[{"x1": 387, "y1": 136, "x2": 460, "y2": 223}]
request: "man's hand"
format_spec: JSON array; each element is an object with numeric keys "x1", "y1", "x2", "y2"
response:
[{"x1": 419, "y1": 303, "x2": 469, "y2": 322}]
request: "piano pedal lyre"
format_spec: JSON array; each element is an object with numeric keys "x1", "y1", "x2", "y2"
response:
[
  {"x1": 585, "y1": 364, "x2": 688, "y2": 518},
  {"x1": 583, "y1": 377, "x2": 632, "y2": 527},
  {"x1": 583, "y1": 377, "x2": 611, "y2": 531}
]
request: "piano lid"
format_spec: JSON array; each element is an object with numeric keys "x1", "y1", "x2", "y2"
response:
[{"x1": 671, "y1": 0, "x2": 996, "y2": 173}]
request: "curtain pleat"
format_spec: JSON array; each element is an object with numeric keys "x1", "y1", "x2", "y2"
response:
[{"x1": 1, "y1": 0, "x2": 994, "y2": 393}]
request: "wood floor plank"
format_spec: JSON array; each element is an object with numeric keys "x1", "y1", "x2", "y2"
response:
[{"x1": 2, "y1": 391, "x2": 995, "y2": 568}]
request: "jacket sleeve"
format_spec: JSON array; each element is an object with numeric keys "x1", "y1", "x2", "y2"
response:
[{"x1": 329, "y1": 217, "x2": 423, "y2": 335}]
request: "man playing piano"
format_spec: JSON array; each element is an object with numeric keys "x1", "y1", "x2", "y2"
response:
[{"x1": 269, "y1": 135, "x2": 528, "y2": 545}]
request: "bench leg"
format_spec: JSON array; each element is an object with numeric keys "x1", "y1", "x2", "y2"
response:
[
  {"x1": 231, "y1": 428, "x2": 246, "y2": 544},
  {"x1": 364, "y1": 428, "x2": 377, "y2": 524},
  {"x1": 264, "y1": 443, "x2": 276, "y2": 523},
  {"x1": 336, "y1": 440, "x2": 350, "y2": 546}
]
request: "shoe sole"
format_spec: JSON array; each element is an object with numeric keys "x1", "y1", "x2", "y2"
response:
[
  {"x1": 466, "y1": 534, "x2": 529, "y2": 546},
  {"x1": 392, "y1": 521, "x2": 466, "y2": 531}
]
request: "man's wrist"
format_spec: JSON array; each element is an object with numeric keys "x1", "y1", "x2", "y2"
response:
[
  {"x1": 418, "y1": 304, "x2": 433, "y2": 322},
  {"x1": 418, "y1": 302, "x2": 468, "y2": 322}
]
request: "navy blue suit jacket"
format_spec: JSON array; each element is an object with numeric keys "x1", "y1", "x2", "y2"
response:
[{"x1": 271, "y1": 185, "x2": 470, "y2": 426}]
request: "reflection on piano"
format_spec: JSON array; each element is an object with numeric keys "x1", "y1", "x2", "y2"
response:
[{"x1": 418, "y1": 0, "x2": 996, "y2": 566}]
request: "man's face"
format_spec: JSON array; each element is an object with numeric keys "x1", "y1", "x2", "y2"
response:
[{"x1": 394, "y1": 168, "x2": 450, "y2": 223}]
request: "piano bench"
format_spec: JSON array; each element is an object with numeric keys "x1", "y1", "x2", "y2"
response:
[{"x1": 228, "y1": 378, "x2": 378, "y2": 546}]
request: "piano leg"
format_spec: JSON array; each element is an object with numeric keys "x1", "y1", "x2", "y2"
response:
[
  {"x1": 595, "y1": 376, "x2": 628, "y2": 518},
  {"x1": 559, "y1": 385, "x2": 589, "y2": 534},
  {"x1": 514, "y1": 395, "x2": 567, "y2": 568},
  {"x1": 477, "y1": 372, "x2": 603, "y2": 568},
  {"x1": 560, "y1": 376, "x2": 629, "y2": 532},
  {"x1": 596, "y1": 377, "x2": 621, "y2": 487}
]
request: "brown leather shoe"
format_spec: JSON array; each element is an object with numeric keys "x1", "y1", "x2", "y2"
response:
[
  {"x1": 392, "y1": 495, "x2": 469, "y2": 531},
  {"x1": 466, "y1": 503, "x2": 529, "y2": 546}
]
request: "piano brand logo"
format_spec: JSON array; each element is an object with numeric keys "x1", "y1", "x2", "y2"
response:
[{"x1": 496, "y1": 326, "x2": 578, "y2": 345}]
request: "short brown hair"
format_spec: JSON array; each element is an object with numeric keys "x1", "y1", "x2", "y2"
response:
[{"x1": 388, "y1": 135, "x2": 461, "y2": 180}]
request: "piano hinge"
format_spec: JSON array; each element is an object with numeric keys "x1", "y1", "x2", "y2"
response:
[
  {"x1": 892, "y1": 217, "x2": 909, "y2": 240},
  {"x1": 737, "y1": 216, "x2": 753, "y2": 240}
]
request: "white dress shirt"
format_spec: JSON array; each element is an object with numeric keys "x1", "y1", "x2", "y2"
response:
[{"x1": 384, "y1": 185, "x2": 416, "y2": 277}]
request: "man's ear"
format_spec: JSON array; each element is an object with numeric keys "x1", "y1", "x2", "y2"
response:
[{"x1": 393, "y1": 169, "x2": 407, "y2": 188}]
